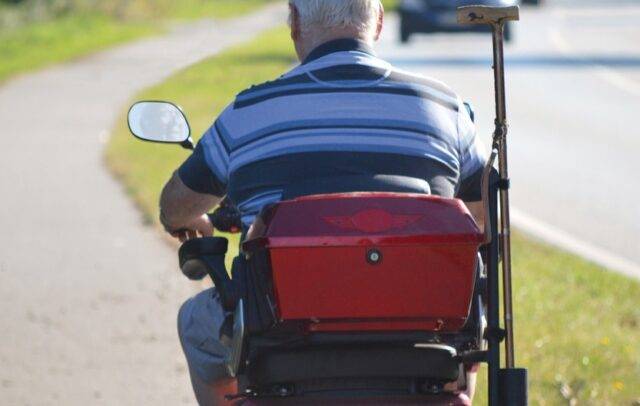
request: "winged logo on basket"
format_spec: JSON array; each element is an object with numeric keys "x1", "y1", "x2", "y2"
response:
[{"x1": 322, "y1": 209, "x2": 423, "y2": 233}]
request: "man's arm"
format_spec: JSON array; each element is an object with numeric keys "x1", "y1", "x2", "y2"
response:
[
  {"x1": 457, "y1": 100, "x2": 487, "y2": 232},
  {"x1": 159, "y1": 172, "x2": 221, "y2": 240},
  {"x1": 159, "y1": 121, "x2": 230, "y2": 240}
]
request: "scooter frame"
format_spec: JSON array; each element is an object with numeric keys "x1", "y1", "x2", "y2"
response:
[
  {"x1": 483, "y1": 170, "x2": 528, "y2": 405},
  {"x1": 133, "y1": 6, "x2": 531, "y2": 402}
]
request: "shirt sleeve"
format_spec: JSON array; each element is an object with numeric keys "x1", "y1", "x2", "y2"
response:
[
  {"x1": 177, "y1": 118, "x2": 231, "y2": 197},
  {"x1": 456, "y1": 100, "x2": 487, "y2": 201}
]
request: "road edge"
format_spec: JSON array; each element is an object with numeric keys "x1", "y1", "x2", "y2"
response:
[{"x1": 512, "y1": 207, "x2": 640, "y2": 280}]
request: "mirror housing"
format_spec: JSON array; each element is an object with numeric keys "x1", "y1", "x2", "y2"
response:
[{"x1": 128, "y1": 101, "x2": 194, "y2": 149}]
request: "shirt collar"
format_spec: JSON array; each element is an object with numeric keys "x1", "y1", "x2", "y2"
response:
[{"x1": 302, "y1": 38, "x2": 376, "y2": 65}]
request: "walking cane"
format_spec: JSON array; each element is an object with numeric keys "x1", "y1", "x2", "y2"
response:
[{"x1": 458, "y1": 5, "x2": 528, "y2": 405}]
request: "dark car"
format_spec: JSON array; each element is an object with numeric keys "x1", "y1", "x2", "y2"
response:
[{"x1": 398, "y1": 0, "x2": 518, "y2": 43}]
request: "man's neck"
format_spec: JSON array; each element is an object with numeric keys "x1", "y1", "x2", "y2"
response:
[{"x1": 297, "y1": 31, "x2": 372, "y2": 62}]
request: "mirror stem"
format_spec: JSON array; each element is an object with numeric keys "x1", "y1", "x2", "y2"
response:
[{"x1": 181, "y1": 137, "x2": 195, "y2": 150}]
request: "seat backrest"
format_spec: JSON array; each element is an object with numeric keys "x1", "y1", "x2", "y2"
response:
[{"x1": 282, "y1": 174, "x2": 431, "y2": 200}]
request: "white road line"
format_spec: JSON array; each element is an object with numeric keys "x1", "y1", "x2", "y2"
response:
[
  {"x1": 512, "y1": 208, "x2": 640, "y2": 280},
  {"x1": 592, "y1": 65, "x2": 640, "y2": 97},
  {"x1": 548, "y1": 28, "x2": 640, "y2": 97}
]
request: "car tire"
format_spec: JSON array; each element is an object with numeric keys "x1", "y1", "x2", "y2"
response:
[
  {"x1": 401, "y1": 30, "x2": 411, "y2": 44},
  {"x1": 400, "y1": 16, "x2": 411, "y2": 44}
]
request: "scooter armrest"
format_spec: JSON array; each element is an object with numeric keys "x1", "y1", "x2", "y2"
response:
[{"x1": 179, "y1": 238, "x2": 239, "y2": 311}]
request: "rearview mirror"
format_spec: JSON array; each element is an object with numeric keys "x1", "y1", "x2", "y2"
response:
[{"x1": 128, "y1": 101, "x2": 193, "y2": 148}]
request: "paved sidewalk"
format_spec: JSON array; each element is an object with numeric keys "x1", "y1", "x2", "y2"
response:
[{"x1": 0, "y1": 4, "x2": 286, "y2": 405}]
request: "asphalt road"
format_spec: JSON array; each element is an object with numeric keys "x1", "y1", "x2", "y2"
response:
[
  {"x1": 0, "y1": 5, "x2": 285, "y2": 405},
  {"x1": 378, "y1": 1, "x2": 640, "y2": 277}
]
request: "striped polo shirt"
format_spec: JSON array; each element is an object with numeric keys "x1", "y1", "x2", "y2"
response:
[{"x1": 178, "y1": 38, "x2": 486, "y2": 227}]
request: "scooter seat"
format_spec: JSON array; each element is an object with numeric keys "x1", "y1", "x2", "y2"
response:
[{"x1": 248, "y1": 345, "x2": 460, "y2": 387}]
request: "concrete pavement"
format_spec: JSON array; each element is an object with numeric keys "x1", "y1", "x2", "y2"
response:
[
  {"x1": 377, "y1": 2, "x2": 640, "y2": 278},
  {"x1": 0, "y1": 4, "x2": 286, "y2": 405}
]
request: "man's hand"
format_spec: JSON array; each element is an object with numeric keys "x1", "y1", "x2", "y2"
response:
[
  {"x1": 160, "y1": 172, "x2": 221, "y2": 241},
  {"x1": 171, "y1": 214, "x2": 215, "y2": 243}
]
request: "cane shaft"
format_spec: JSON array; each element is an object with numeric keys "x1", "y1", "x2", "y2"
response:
[
  {"x1": 491, "y1": 24, "x2": 516, "y2": 369},
  {"x1": 499, "y1": 138, "x2": 516, "y2": 369},
  {"x1": 492, "y1": 25, "x2": 507, "y2": 122}
]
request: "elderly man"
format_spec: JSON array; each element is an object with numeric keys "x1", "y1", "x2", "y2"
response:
[{"x1": 160, "y1": 0, "x2": 486, "y2": 404}]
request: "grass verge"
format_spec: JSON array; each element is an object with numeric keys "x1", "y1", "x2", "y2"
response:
[
  {"x1": 147, "y1": 0, "x2": 277, "y2": 20},
  {"x1": 106, "y1": 27, "x2": 640, "y2": 405},
  {"x1": 0, "y1": 0, "x2": 275, "y2": 83}
]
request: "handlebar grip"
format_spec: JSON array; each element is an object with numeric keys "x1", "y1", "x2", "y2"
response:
[
  {"x1": 178, "y1": 237, "x2": 239, "y2": 312},
  {"x1": 208, "y1": 202, "x2": 242, "y2": 234}
]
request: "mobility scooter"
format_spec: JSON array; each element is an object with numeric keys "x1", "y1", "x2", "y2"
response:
[{"x1": 128, "y1": 6, "x2": 528, "y2": 405}]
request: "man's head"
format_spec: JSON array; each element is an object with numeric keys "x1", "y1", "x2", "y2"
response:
[{"x1": 289, "y1": 0, "x2": 384, "y2": 62}]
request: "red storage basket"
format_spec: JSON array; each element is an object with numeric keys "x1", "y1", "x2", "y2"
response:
[{"x1": 245, "y1": 193, "x2": 483, "y2": 333}]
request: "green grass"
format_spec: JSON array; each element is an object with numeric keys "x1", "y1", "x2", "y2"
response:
[
  {"x1": 475, "y1": 234, "x2": 640, "y2": 405},
  {"x1": 381, "y1": 0, "x2": 399, "y2": 11},
  {"x1": 0, "y1": 13, "x2": 155, "y2": 82},
  {"x1": 106, "y1": 27, "x2": 640, "y2": 405},
  {"x1": 148, "y1": 0, "x2": 276, "y2": 20},
  {"x1": 0, "y1": 0, "x2": 275, "y2": 83}
]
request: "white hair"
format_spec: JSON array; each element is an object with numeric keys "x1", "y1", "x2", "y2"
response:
[{"x1": 289, "y1": 0, "x2": 382, "y2": 38}]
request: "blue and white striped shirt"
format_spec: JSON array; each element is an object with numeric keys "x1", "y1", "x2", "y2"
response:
[{"x1": 179, "y1": 39, "x2": 486, "y2": 227}]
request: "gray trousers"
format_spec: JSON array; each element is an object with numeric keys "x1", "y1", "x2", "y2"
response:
[{"x1": 178, "y1": 288, "x2": 231, "y2": 383}]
